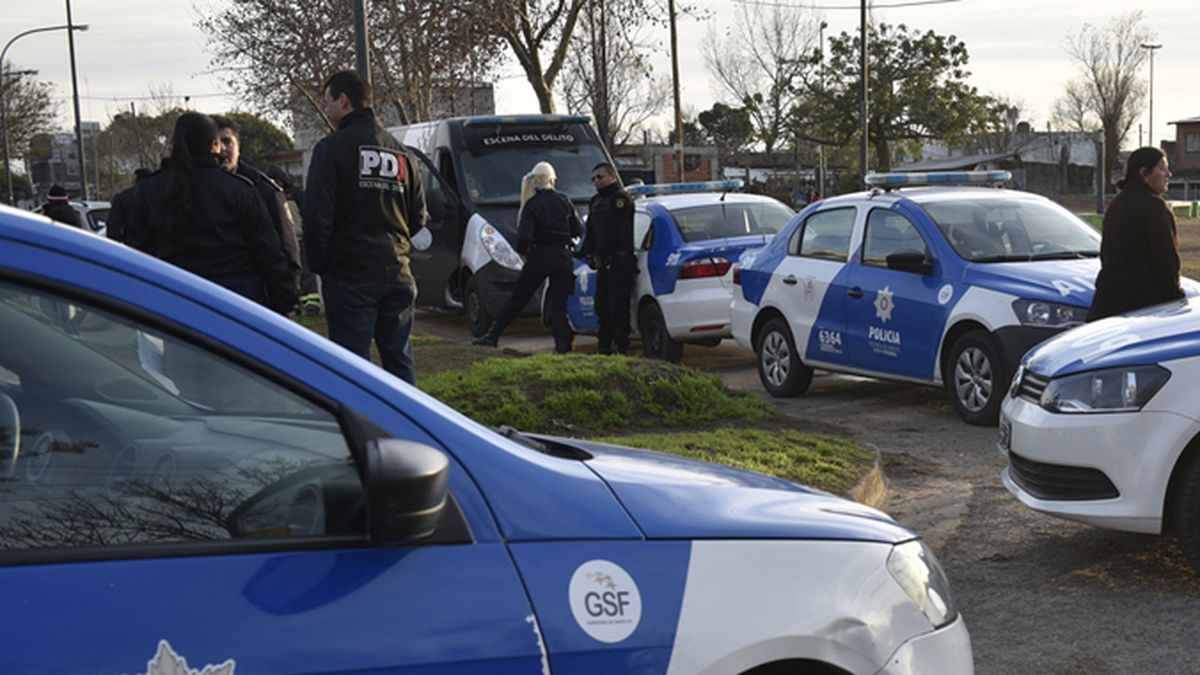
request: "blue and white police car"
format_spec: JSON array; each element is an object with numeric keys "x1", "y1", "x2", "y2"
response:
[
  {"x1": 567, "y1": 180, "x2": 794, "y2": 361},
  {"x1": 1001, "y1": 297, "x2": 1200, "y2": 573},
  {"x1": 732, "y1": 171, "x2": 1108, "y2": 425},
  {"x1": 0, "y1": 205, "x2": 971, "y2": 673}
]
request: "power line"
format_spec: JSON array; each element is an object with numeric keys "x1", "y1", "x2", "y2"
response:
[
  {"x1": 731, "y1": 0, "x2": 960, "y2": 9},
  {"x1": 51, "y1": 93, "x2": 231, "y2": 102}
]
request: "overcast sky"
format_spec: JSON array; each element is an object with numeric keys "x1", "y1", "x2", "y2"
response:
[{"x1": 7, "y1": 1, "x2": 1199, "y2": 149}]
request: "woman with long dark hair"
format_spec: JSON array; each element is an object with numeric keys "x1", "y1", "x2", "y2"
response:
[
  {"x1": 1087, "y1": 146, "x2": 1182, "y2": 321},
  {"x1": 130, "y1": 111, "x2": 295, "y2": 314}
]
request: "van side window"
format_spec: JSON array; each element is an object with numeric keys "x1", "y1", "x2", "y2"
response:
[{"x1": 793, "y1": 208, "x2": 856, "y2": 260}]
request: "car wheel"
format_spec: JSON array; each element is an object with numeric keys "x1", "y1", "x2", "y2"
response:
[
  {"x1": 1171, "y1": 455, "x2": 1200, "y2": 573},
  {"x1": 755, "y1": 317, "x2": 812, "y2": 398},
  {"x1": 639, "y1": 303, "x2": 683, "y2": 363},
  {"x1": 464, "y1": 276, "x2": 492, "y2": 338},
  {"x1": 945, "y1": 329, "x2": 1007, "y2": 426}
]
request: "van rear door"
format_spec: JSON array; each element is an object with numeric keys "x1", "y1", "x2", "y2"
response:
[{"x1": 408, "y1": 148, "x2": 463, "y2": 309}]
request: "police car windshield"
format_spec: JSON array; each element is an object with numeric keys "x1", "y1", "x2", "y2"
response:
[
  {"x1": 919, "y1": 198, "x2": 1100, "y2": 262},
  {"x1": 668, "y1": 201, "x2": 794, "y2": 243},
  {"x1": 459, "y1": 144, "x2": 610, "y2": 205}
]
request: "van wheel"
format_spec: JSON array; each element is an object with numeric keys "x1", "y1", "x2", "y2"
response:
[
  {"x1": 945, "y1": 330, "x2": 1007, "y2": 426},
  {"x1": 465, "y1": 276, "x2": 492, "y2": 338},
  {"x1": 755, "y1": 317, "x2": 812, "y2": 397},
  {"x1": 1171, "y1": 456, "x2": 1200, "y2": 574},
  {"x1": 639, "y1": 303, "x2": 683, "y2": 363}
]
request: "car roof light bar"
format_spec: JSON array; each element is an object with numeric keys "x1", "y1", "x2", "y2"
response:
[
  {"x1": 864, "y1": 171, "x2": 1012, "y2": 189},
  {"x1": 463, "y1": 114, "x2": 591, "y2": 127},
  {"x1": 628, "y1": 179, "x2": 745, "y2": 197}
]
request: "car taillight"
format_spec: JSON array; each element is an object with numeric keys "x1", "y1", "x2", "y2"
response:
[
  {"x1": 679, "y1": 256, "x2": 732, "y2": 280},
  {"x1": 732, "y1": 263, "x2": 741, "y2": 285}
]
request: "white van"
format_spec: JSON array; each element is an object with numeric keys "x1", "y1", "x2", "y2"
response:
[{"x1": 390, "y1": 115, "x2": 612, "y2": 336}]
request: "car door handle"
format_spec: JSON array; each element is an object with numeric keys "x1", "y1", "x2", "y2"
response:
[
  {"x1": 847, "y1": 287, "x2": 864, "y2": 298},
  {"x1": 783, "y1": 275, "x2": 798, "y2": 286}
]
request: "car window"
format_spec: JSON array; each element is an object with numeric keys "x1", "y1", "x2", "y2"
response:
[
  {"x1": 862, "y1": 209, "x2": 929, "y2": 266},
  {"x1": 793, "y1": 207, "x2": 855, "y2": 260},
  {"x1": 634, "y1": 212, "x2": 652, "y2": 250},
  {"x1": 667, "y1": 201, "x2": 794, "y2": 243},
  {"x1": 0, "y1": 281, "x2": 364, "y2": 552},
  {"x1": 87, "y1": 208, "x2": 110, "y2": 233},
  {"x1": 920, "y1": 197, "x2": 1100, "y2": 261}
]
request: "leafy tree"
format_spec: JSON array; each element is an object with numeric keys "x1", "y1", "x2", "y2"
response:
[
  {"x1": 1051, "y1": 11, "x2": 1152, "y2": 181},
  {"x1": 197, "y1": 0, "x2": 503, "y2": 127},
  {"x1": 0, "y1": 166, "x2": 33, "y2": 203},
  {"x1": 1, "y1": 63, "x2": 57, "y2": 165},
  {"x1": 702, "y1": 2, "x2": 820, "y2": 160},
  {"x1": 698, "y1": 103, "x2": 754, "y2": 161},
  {"x1": 793, "y1": 22, "x2": 1004, "y2": 174},
  {"x1": 221, "y1": 111, "x2": 294, "y2": 168}
]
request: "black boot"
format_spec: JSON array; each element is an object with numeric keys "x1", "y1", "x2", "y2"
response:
[{"x1": 472, "y1": 323, "x2": 502, "y2": 347}]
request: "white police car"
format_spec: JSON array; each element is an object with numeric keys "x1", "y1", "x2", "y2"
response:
[
  {"x1": 567, "y1": 180, "x2": 794, "y2": 361},
  {"x1": 732, "y1": 171, "x2": 1105, "y2": 425},
  {"x1": 36, "y1": 199, "x2": 110, "y2": 236},
  {"x1": 0, "y1": 203, "x2": 971, "y2": 673},
  {"x1": 1001, "y1": 297, "x2": 1200, "y2": 572}
]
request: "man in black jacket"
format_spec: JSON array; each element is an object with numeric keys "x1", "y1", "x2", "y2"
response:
[
  {"x1": 580, "y1": 162, "x2": 636, "y2": 354},
  {"x1": 213, "y1": 115, "x2": 302, "y2": 294},
  {"x1": 302, "y1": 70, "x2": 427, "y2": 384},
  {"x1": 40, "y1": 185, "x2": 83, "y2": 228}
]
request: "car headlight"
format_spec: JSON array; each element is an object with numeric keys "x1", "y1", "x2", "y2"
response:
[
  {"x1": 1040, "y1": 365, "x2": 1170, "y2": 414},
  {"x1": 1012, "y1": 298, "x2": 1087, "y2": 328},
  {"x1": 887, "y1": 539, "x2": 957, "y2": 629},
  {"x1": 480, "y1": 225, "x2": 523, "y2": 270}
]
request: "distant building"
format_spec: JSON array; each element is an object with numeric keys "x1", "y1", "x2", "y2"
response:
[
  {"x1": 611, "y1": 145, "x2": 719, "y2": 185},
  {"x1": 1162, "y1": 116, "x2": 1200, "y2": 200},
  {"x1": 28, "y1": 121, "x2": 101, "y2": 200}
]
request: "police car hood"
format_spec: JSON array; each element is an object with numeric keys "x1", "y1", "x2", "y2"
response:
[
  {"x1": 557, "y1": 438, "x2": 912, "y2": 544},
  {"x1": 962, "y1": 258, "x2": 1099, "y2": 307},
  {"x1": 1025, "y1": 296, "x2": 1200, "y2": 377}
]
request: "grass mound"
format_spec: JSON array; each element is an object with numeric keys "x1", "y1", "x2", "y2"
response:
[{"x1": 421, "y1": 353, "x2": 779, "y2": 436}]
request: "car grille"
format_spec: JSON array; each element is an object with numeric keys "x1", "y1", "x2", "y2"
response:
[
  {"x1": 1016, "y1": 370, "x2": 1050, "y2": 403},
  {"x1": 1008, "y1": 451, "x2": 1119, "y2": 501}
]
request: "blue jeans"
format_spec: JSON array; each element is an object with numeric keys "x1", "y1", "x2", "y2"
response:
[{"x1": 323, "y1": 277, "x2": 416, "y2": 384}]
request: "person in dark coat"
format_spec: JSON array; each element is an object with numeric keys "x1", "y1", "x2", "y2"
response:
[
  {"x1": 128, "y1": 111, "x2": 296, "y2": 315},
  {"x1": 105, "y1": 168, "x2": 153, "y2": 243},
  {"x1": 472, "y1": 161, "x2": 583, "y2": 353},
  {"x1": 302, "y1": 70, "x2": 428, "y2": 384},
  {"x1": 1087, "y1": 146, "x2": 1182, "y2": 322},
  {"x1": 580, "y1": 162, "x2": 636, "y2": 355},
  {"x1": 40, "y1": 185, "x2": 82, "y2": 228}
]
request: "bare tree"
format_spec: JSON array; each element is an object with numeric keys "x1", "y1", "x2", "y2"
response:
[
  {"x1": 1053, "y1": 10, "x2": 1153, "y2": 181},
  {"x1": 702, "y1": 2, "x2": 820, "y2": 159},
  {"x1": 473, "y1": 0, "x2": 589, "y2": 114},
  {"x1": 560, "y1": 2, "x2": 670, "y2": 148}
]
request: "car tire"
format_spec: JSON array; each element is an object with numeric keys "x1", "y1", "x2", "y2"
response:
[
  {"x1": 945, "y1": 329, "x2": 1007, "y2": 426},
  {"x1": 639, "y1": 303, "x2": 683, "y2": 363},
  {"x1": 1171, "y1": 455, "x2": 1200, "y2": 573},
  {"x1": 755, "y1": 317, "x2": 812, "y2": 398},
  {"x1": 464, "y1": 276, "x2": 492, "y2": 338}
]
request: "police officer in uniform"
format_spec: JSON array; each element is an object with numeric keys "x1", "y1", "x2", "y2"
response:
[
  {"x1": 303, "y1": 70, "x2": 427, "y2": 384},
  {"x1": 580, "y1": 162, "x2": 636, "y2": 355},
  {"x1": 472, "y1": 161, "x2": 582, "y2": 353}
]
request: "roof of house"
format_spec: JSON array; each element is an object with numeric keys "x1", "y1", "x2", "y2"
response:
[{"x1": 1169, "y1": 116, "x2": 1200, "y2": 125}]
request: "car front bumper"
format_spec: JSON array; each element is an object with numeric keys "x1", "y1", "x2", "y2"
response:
[
  {"x1": 876, "y1": 615, "x2": 973, "y2": 675},
  {"x1": 999, "y1": 394, "x2": 1198, "y2": 534}
]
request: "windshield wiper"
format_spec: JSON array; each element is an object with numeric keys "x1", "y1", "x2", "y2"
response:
[{"x1": 1026, "y1": 250, "x2": 1100, "y2": 261}]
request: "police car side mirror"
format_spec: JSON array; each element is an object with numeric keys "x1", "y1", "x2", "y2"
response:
[
  {"x1": 886, "y1": 251, "x2": 934, "y2": 276},
  {"x1": 363, "y1": 439, "x2": 450, "y2": 545}
]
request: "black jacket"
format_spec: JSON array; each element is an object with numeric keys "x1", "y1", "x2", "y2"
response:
[
  {"x1": 516, "y1": 188, "x2": 583, "y2": 254},
  {"x1": 42, "y1": 201, "x2": 82, "y2": 228},
  {"x1": 581, "y1": 182, "x2": 635, "y2": 263},
  {"x1": 237, "y1": 161, "x2": 301, "y2": 286},
  {"x1": 129, "y1": 154, "x2": 297, "y2": 314},
  {"x1": 106, "y1": 185, "x2": 138, "y2": 242},
  {"x1": 302, "y1": 107, "x2": 427, "y2": 284},
  {"x1": 1088, "y1": 182, "x2": 1184, "y2": 321}
]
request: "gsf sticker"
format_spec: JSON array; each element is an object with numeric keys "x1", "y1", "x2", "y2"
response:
[
  {"x1": 938, "y1": 284, "x2": 954, "y2": 305},
  {"x1": 569, "y1": 560, "x2": 642, "y2": 643}
]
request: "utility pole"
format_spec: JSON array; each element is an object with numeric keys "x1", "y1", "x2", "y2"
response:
[
  {"x1": 65, "y1": 0, "x2": 88, "y2": 200},
  {"x1": 352, "y1": 0, "x2": 371, "y2": 86},
  {"x1": 668, "y1": 0, "x2": 684, "y2": 182},
  {"x1": 1140, "y1": 43, "x2": 1161, "y2": 147},
  {"x1": 859, "y1": 0, "x2": 869, "y2": 184}
]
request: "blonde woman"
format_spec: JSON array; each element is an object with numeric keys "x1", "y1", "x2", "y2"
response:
[{"x1": 472, "y1": 162, "x2": 583, "y2": 352}]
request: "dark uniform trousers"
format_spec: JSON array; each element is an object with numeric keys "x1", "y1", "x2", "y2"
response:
[
  {"x1": 493, "y1": 245, "x2": 576, "y2": 353},
  {"x1": 595, "y1": 253, "x2": 636, "y2": 354}
]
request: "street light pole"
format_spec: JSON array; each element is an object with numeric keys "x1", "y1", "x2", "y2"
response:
[
  {"x1": 65, "y1": 0, "x2": 89, "y2": 201},
  {"x1": 1140, "y1": 42, "x2": 1162, "y2": 147},
  {"x1": 1, "y1": 22, "x2": 88, "y2": 205},
  {"x1": 859, "y1": 0, "x2": 869, "y2": 184}
]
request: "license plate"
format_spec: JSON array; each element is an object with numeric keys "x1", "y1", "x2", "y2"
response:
[{"x1": 998, "y1": 416, "x2": 1012, "y2": 453}]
